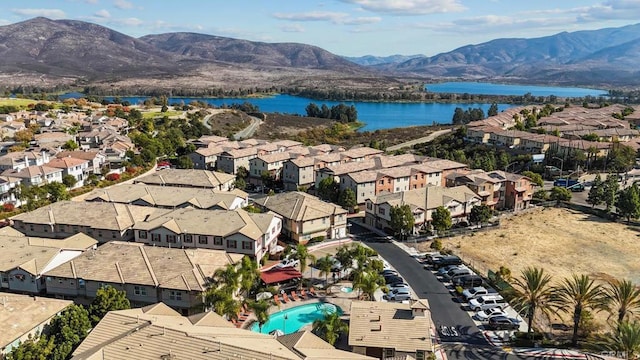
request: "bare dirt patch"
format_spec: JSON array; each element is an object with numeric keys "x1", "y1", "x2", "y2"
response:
[
  {"x1": 418, "y1": 207, "x2": 640, "y2": 284},
  {"x1": 207, "y1": 110, "x2": 251, "y2": 135}
]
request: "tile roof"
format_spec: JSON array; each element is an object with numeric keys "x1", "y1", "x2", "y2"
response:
[
  {"x1": 3, "y1": 165, "x2": 62, "y2": 178},
  {"x1": 134, "y1": 169, "x2": 235, "y2": 189},
  {"x1": 254, "y1": 192, "x2": 347, "y2": 222},
  {"x1": 44, "y1": 241, "x2": 241, "y2": 291},
  {"x1": 56, "y1": 150, "x2": 103, "y2": 161},
  {"x1": 47, "y1": 157, "x2": 89, "y2": 169}
]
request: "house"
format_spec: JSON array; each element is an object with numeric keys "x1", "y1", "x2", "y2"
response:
[
  {"x1": 254, "y1": 192, "x2": 348, "y2": 244},
  {"x1": 282, "y1": 156, "x2": 316, "y2": 191},
  {"x1": 486, "y1": 171, "x2": 534, "y2": 211},
  {"x1": 33, "y1": 132, "x2": 74, "y2": 148},
  {"x1": 11, "y1": 201, "x2": 168, "y2": 242},
  {"x1": 188, "y1": 145, "x2": 224, "y2": 170},
  {"x1": 0, "y1": 294, "x2": 72, "y2": 357},
  {"x1": 134, "y1": 168, "x2": 236, "y2": 191},
  {"x1": 349, "y1": 299, "x2": 433, "y2": 360},
  {"x1": 422, "y1": 158, "x2": 468, "y2": 186},
  {"x1": 56, "y1": 150, "x2": 106, "y2": 175},
  {"x1": 216, "y1": 147, "x2": 258, "y2": 174},
  {"x1": 69, "y1": 303, "x2": 374, "y2": 360},
  {"x1": 84, "y1": 184, "x2": 248, "y2": 210},
  {"x1": 0, "y1": 150, "x2": 50, "y2": 171},
  {"x1": 2, "y1": 165, "x2": 63, "y2": 187},
  {"x1": 446, "y1": 170, "x2": 504, "y2": 209},
  {"x1": 43, "y1": 242, "x2": 243, "y2": 314},
  {"x1": 340, "y1": 146, "x2": 384, "y2": 162},
  {"x1": 132, "y1": 207, "x2": 281, "y2": 259},
  {"x1": 0, "y1": 175, "x2": 21, "y2": 205},
  {"x1": 249, "y1": 151, "x2": 295, "y2": 182},
  {"x1": 364, "y1": 185, "x2": 481, "y2": 234},
  {"x1": 0, "y1": 233, "x2": 97, "y2": 294},
  {"x1": 47, "y1": 157, "x2": 90, "y2": 187}
]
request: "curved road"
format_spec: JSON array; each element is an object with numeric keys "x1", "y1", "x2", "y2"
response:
[
  {"x1": 386, "y1": 128, "x2": 453, "y2": 151},
  {"x1": 234, "y1": 115, "x2": 262, "y2": 140}
]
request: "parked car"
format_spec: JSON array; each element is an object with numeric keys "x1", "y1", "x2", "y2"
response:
[
  {"x1": 474, "y1": 307, "x2": 508, "y2": 321},
  {"x1": 381, "y1": 269, "x2": 398, "y2": 277},
  {"x1": 387, "y1": 283, "x2": 410, "y2": 292},
  {"x1": 385, "y1": 276, "x2": 404, "y2": 285},
  {"x1": 432, "y1": 255, "x2": 463, "y2": 269},
  {"x1": 423, "y1": 253, "x2": 444, "y2": 264},
  {"x1": 462, "y1": 287, "x2": 489, "y2": 301},
  {"x1": 437, "y1": 264, "x2": 467, "y2": 276},
  {"x1": 275, "y1": 258, "x2": 300, "y2": 269},
  {"x1": 442, "y1": 267, "x2": 472, "y2": 281},
  {"x1": 387, "y1": 288, "x2": 411, "y2": 301},
  {"x1": 487, "y1": 316, "x2": 520, "y2": 330},
  {"x1": 453, "y1": 275, "x2": 484, "y2": 288},
  {"x1": 468, "y1": 295, "x2": 508, "y2": 312}
]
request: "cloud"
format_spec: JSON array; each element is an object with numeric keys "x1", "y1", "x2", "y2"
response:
[
  {"x1": 11, "y1": 8, "x2": 66, "y2": 19},
  {"x1": 340, "y1": 0, "x2": 467, "y2": 15},
  {"x1": 280, "y1": 24, "x2": 305, "y2": 33},
  {"x1": 94, "y1": 9, "x2": 111, "y2": 19},
  {"x1": 112, "y1": 17, "x2": 143, "y2": 26},
  {"x1": 577, "y1": 0, "x2": 640, "y2": 21},
  {"x1": 114, "y1": 0, "x2": 134, "y2": 9},
  {"x1": 273, "y1": 11, "x2": 381, "y2": 25},
  {"x1": 85, "y1": 0, "x2": 99, "y2": 4}
]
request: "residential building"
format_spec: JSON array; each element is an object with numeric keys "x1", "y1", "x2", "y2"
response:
[
  {"x1": 0, "y1": 175, "x2": 21, "y2": 205},
  {"x1": 364, "y1": 185, "x2": 481, "y2": 234},
  {"x1": 349, "y1": 299, "x2": 433, "y2": 360},
  {"x1": 3, "y1": 165, "x2": 63, "y2": 187},
  {"x1": 134, "y1": 168, "x2": 235, "y2": 191},
  {"x1": 0, "y1": 294, "x2": 72, "y2": 357},
  {"x1": 70, "y1": 303, "x2": 373, "y2": 360},
  {"x1": 0, "y1": 150, "x2": 50, "y2": 171},
  {"x1": 188, "y1": 146, "x2": 223, "y2": 170},
  {"x1": 55, "y1": 150, "x2": 106, "y2": 175},
  {"x1": 486, "y1": 171, "x2": 534, "y2": 211},
  {"x1": 249, "y1": 151, "x2": 295, "y2": 182},
  {"x1": 84, "y1": 184, "x2": 248, "y2": 210},
  {"x1": 422, "y1": 158, "x2": 468, "y2": 186},
  {"x1": 446, "y1": 170, "x2": 504, "y2": 209},
  {"x1": 44, "y1": 242, "x2": 242, "y2": 314},
  {"x1": 339, "y1": 146, "x2": 384, "y2": 162},
  {"x1": 0, "y1": 233, "x2": 97, "y2": 294},
  {"x1": 216, "y1": 147, "x2": 258, "y2": 174},
  {"x1": 132, "y1": 207, "x2": 281, "y2": 259},
  {"x1": 254, "y1": 192, "x2": 348, "y2": 244},
  {"x1": 11, "y1": 201, "x2": 168, "y2": 242},
  {"x1": 282, "y1": 157, "x2": 315, "y2": 191},
  {"x1": 47, "y1": 157, "x2": 90, "y2": 187}
]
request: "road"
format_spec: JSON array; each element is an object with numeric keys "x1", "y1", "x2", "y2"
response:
[
  {"x1": 234, "y1": 115, "x2": 262, "y2": 140},
  {"x1": 386, "y1": 128, "x2": 453, "y2": 151}
]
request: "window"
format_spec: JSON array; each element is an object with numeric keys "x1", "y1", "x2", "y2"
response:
[
  {"x1": 379, "y1": 208, "x2": 385, "y2": 215},
  {"x1": 242, "y1": 241, "x2": 253, "y2": 250},
  {"x1": 379, "y1": 180, "x2": 384, "y2": 185},
  {"x1": 322, "y1": 218, "x2": 326, "y2": 224},
  {"x1": 227, "y1": 239, "x2": 237, "y2": 248},
  {"x1": 214, "y1": 236, "x2": 222, "y2": 245},
  {"x1": 384, "y1": 349, "x2": 395, "y2": 359},
  {"x1": 414, "y1": 175, "x2": 418, "y2": 180},
  {"x1": 134, "y1": 286, "x2": 147, "y2": 296},
  {"x1": 111, "y1": 231, "x2": 117, "y2": 239},
  {"x1": 139, "y1": 230, "x2": 148, "y2": 239},
  {"x1": 152, "y1": 233, "x2": 161, "y2": 242},
  {"x1": 367, "y1": 202, "x2": 372, "y2": 210},
  {"x1": 184, "y1": 234, "x2": 192, "y2": 243},
  {"x1": 169, "y1": 291, "x2": 182, "y2": 301},
  {"x1": 79, "y1": 279, "x2": 85, "y2": 288},
  {"x1": 166, "y1": 235, "x2": 176, "y2": 243},
  {"x1": 30, "y1": 224, "x2": 34, "y2": 231},
  {"x1": 73, "y1": 225, "x2": 78, "y2": 233},
  {"x1": 198, "y1": 235, "x2": 207, "y2": 244},
  {"x1": 416, "y1": 350, "x2": 425, "y2": 360},
  {"x1": 59, "y1": 224, "x2": 65, "y2": 232}
]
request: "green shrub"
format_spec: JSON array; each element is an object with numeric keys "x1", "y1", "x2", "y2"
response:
[{"x1": 430, "y1": 239, "x2": 443, "y2": 251}]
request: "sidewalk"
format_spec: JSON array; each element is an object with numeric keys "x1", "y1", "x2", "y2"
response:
[{"x1": 511, "y1": 348, "x2": 588, "y2": 359}]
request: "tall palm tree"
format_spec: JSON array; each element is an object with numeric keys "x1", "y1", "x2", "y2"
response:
[
  {"x1": 213, "y1": 263, "x2": 240, "y2": 294},
  {"x1": 238, "y1": 256, "x2": 259, "y2": 297},
  {"x1": 334, "y1": 245, "x2": 354, "y2": 273},
  {"x1": 206, "y1": 287, "x2": 239, "y2": 320},
  {"x1": 248, "y1": 299, "x2": 271, "y2": 333},
  {"x1": 315, "y1": 256, "x2": 334, "y2": 290},
  {"x1": 511, "y1": 267, "x2": 556, "y2": 340},
  {"x1": 553, "y1": 274, "x2": 606, "y2": 347},
  {"x1": 604, "y1": 278, "x2": 640, "y2": 326},
  {"x1": 312, "y1": 310, "x2": 348, "y2": 346},
  {"x1": 603, "y1": 321, "x2": 640, "y2": 359},
  {"x1": 353, "y1": 271, "x2": 385, "y2": 301},
  {"x1": 294, "y1": 244, "x2": 316, "y2": 274}
]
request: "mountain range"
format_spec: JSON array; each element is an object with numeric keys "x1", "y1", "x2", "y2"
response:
[{"x1": 1, "y1": 17, "x2": 639, "y2": 89}]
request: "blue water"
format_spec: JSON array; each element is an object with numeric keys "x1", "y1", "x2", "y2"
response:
[
  {"x1": 251, "y1": 302, "x2": 341, "y2": 335},
  {"x1": 426, "y1": 82, "x2": 608, "y2": 97},
  {"x1": 60, "y1": 93, "x2": 511, "y2": 131}
]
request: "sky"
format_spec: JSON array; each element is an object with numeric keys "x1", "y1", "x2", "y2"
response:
[{"x1": 3, "y1": 0, "x2": 640, "y2": 57}]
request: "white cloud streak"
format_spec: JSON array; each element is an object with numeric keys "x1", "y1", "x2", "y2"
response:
[
  {"x1": 113, "y1": 0, "x2": 133, "y2": 10},
  {"x1": 339, "y1": 0, "x2": 467, "y2": 15},
  {"x1": 11, "y1": 8, "x2": 66, "y2": 19}
]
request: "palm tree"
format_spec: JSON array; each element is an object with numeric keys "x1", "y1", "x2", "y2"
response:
[
  {"x1": 334, "y1": 245, "x2": 354, "y2": 273},
  {"x1": 238, "y1": 256, "x2": 259, "y2": 297},
  {"x1": 312, "y1": 310, "x2": 348, "y2": 345},
  {"x1": 553, "y1": 274, "x2": 606, "y2": 347},
  {"x1": 353, "y1": 271, "x2": 385, "y2": 301},
  {"x1": 248, "y1": 299, "x2": 271, "y2": 333},
  {"x1": 294, "y1": 243, "x2": 316, "y2": 275},
  {"x1": 603, "y1": 321, "x2": 640, "y2": 359},
  {"x1": 315, "y1": 256, "x2": 334, "y2": 290},
  {"x1": 205, "y1": 288, "x2": 240, "y2": 320},
  {"x1": 213, "y1": 263, "x2": 240, "y2": 294},
  {"x1": 511, "y1": 267, "x2": 556, "y2": 340},
  {"x1": 604, "y1": 278, "x2": 640, "y2": 326}
]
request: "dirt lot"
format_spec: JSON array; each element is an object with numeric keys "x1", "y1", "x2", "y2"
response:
[{"x1": 417, "y1": 207, "x2": 640, "y2": 284}]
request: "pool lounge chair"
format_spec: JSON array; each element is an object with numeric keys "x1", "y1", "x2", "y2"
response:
[
  {"x1": 309, "y1": 287, "x2": 317, "y2": 297},
  {"x1": 291, "y1": 291, "x2": 300, "y2": 301},
  {"x1": 274, "y1": 296, "x2": 281, "y2": 306},
  {"x1": 282, "y1": 293, "x2": 290, "y2": 303},
  {"x1": 300, "y1": 289, "x2": 308, "y2": 299}
]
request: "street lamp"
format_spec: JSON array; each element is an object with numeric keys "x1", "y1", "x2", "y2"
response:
[{"x1": 552, "y1": 156, "x2": 567, "y2": 187}]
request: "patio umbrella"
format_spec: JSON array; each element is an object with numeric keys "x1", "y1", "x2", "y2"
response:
[
  {"x1": 256, "y1": 291, "x2": 273, "y2": 301},
  {"x1": 269, "y1": 329, "x2": 284, "y2": 337}
]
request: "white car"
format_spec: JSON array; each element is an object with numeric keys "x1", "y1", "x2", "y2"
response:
[
  {"x1": 387, "y1": 283, "x2": 410, "y2": 292},
  {"x1": 462, "y1": 286, "x2": 489, "y2": 301},
  {"x1": 275, "y1": 258, "x2": 299, "y2": 269},
  {"x1": 474, "y1": 307, "x2": 508, "y2": 321},
  {"x1": 468, "y1": 295, "x2": 507, "y2": 312}
]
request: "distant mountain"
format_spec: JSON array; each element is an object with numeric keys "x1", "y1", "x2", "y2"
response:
[
  {"x1": 343, "y1": 54, "x2": 424, "y2": 66},
  {"x1": 379, "y1": 23, "x2": 640, "y2": 86}
]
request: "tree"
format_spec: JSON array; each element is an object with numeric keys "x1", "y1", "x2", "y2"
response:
[
  {"x1": 88, "y1": 285, "x2": 131, "y2": 325},
  {"x1": 511, "y1": 267, "x2": 556, "y2": 340},
  {"x1": 62, "y1": 175, "x2": 77, "y2": 188},
  {"x1": 293, "y1": 244, "x2": 316, "y2": 278},
  {"x1": 14, "y1": 129, "x2": 34, "y2": 144},
  {"x1": 62, "y1": 139, "x2": 79, "y2": 150},
  {"x1": 604, "y1": 279, "x2": 640, "y2": 326},
  {"x1": 353, "y1": 271, "x2": 385, "y2": 301},
  {"x1": 553, "y1": 274, "x2": 605, "y2": 346},
  {"x1": 6, "y1": 335, "x2": 55, "y2": 360},
  {"x1": 248, "y1": 300, "x2": 270, "y2": 333},
  {"x1": 522, "y1": 171, "x2": 544, "y2": 187},
  {"x1": 312, "y1": 310, "x2": 348, "y2": 345},
  {"x1": 315, "y1": 255, "x2": 334, "y2": 288},
  {"x1": 431, "y1": 206, "x2": 452, "y2": 234},
  {"x1": 608, "y1": 143, "x2": 636, "y2": 173},
  {"x1": 603, "y1": 174, "x2": 620, "y2": 212},
  {"x1": 176, "y1": 155, "x2": 194, "y2": 169},
  {"x1": 587, "y1": 173, "x2": 605, "y2": 208},
  {"x1": 213, "y1": 264, "x2": 240, "y2": 294},
  {"x1": 236, "y1": 166, "x2": 248, "y2": 180},
  {"x1": 47, "y1": 304, "x2": 92, "y2": 360},
  {"x1": 616, "y1": 184, "x2": 640, "y2": 223},
  {"x1": 469, "y1": 204, "x2": 492, "y2": 225},
  {"x1": 338, "y1": 188, "x2": 357, "y2": 212},
  {"x1": 45, "y1": 182, "x2": 70, "y2": 202},
  {"x1": 238, "y1": 256, "x2": 259, "y2": 297},
  {"x1": 488, "y1": 102, "x2": 499, "y2": 117},
  {"x1": 317, "y1": 177, "x2": 339, "y2": 202},
  {"x1": 549, "y1": 186, "x2": 572, "y2": 204},
  {"x1": 601, "y1": 321, "x2": 640, "y2": 359},
  {"x1": 389, "y1": 204, "x2": 414, "y2": 240}
]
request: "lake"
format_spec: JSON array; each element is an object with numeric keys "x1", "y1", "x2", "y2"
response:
[{"x1": 426, "y1": 82, "x2": 608, "y2": 97}]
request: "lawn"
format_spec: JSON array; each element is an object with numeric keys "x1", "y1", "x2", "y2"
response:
[
  {"x1": 141, "y1": 109, "x2": 183, "y2": 119},
  {"x1": 0, "y1": 97, "x2": 39, "y2": 107}
]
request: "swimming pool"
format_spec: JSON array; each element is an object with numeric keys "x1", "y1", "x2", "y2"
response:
[{"x1": 251, "y1": 302, "x2": 342, "y2": 335}]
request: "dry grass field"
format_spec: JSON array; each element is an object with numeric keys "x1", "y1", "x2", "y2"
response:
[{"x1": 418, "y1": 207, "x2": 640, "y2": 284}]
